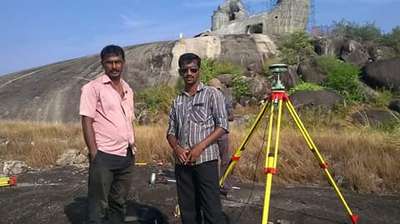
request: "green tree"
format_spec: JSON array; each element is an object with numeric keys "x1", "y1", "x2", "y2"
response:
[
  {"x1": 382, "y1": 26, "x2": 400, "y2": 54},
  {"x1": 278, "y1": 31, "x2": 315, "y2": 65},
  {"x1": 331, "y1": 20, "x2": 382, "y2": 42}
]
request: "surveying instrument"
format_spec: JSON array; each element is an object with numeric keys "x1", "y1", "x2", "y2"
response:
[{"x1": 219, "y1": 64, "x2": 359, "y2": 224}]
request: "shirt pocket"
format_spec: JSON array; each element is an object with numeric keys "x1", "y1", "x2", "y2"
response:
[{"x1": 190, "y1": 102, "x2": 208, "y2": 123}]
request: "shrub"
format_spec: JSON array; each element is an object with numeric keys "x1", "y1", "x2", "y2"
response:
[
  {"x1": 200, "y1": 58, "x2": 243, "y2": 84},
  {"x1": 136, "y1": 85, "x2": 177, "y2": 114},
  {"x1": 199, "y1": 58, "x2": 250, "y2": 98},
  {"x1": 278, "y1": 31, "x2": 315, "y2": 65},
  {"x1": 316, "y1": 56, "x2": 364, "y2": 102},
  {"x1": 373, "y1": 89, "x2": 393, "y2": 108},
  {"x1": 232, "y1": 76, "x2": 251, "y2": 98}
]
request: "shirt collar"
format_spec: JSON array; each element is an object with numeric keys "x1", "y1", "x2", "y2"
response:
[
  {"x1": 181, "y1": 82, "x2": 205, "y2": 96},
  {"x1": 101, "y1": 74, "x2": 113, "y2": 84},
  {"x1": 100, "y1": 74, "x2": 129, "y2": 93}
]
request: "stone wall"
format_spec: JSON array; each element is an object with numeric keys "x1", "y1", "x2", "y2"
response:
[{"x1": 211, "y1": 0, "x2": 309, "y2": 36}]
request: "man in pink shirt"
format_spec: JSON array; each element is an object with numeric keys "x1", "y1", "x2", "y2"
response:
[{"x1": 80, "y1": 45, "x2": 136, "y2": 223}]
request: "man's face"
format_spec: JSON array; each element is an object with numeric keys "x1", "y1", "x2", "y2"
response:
[
  {"x1": 102, "y1": 55, "x2": 125, "y2": 79},
  {"x1": 179, "y1": 61, "x2": 200, "y2": 86}
]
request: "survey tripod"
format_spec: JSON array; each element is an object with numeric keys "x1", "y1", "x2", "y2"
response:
[{"x1": 219, "y1": 64, "x2": 359, "y2": 224}]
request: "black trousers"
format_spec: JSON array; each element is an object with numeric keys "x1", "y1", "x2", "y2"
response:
[
  {"x1": 88, "y1": 150, "x2": 135, "y2": 224},
  {"x1": 175, "y1": 160, "x2": 225, "y2": 224}
]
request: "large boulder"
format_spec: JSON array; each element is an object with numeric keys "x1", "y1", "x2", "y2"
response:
[
  {"x1": 281, "y1": 65, "x2": 300, "y2": 89},
  {"x1": 351, "y1": 109, "x2": 399, "y2": 127},
  {"x1": 389, "y1": 99, "x2": 400, "y2": 113},
  {"x1": 368, "y1": 45, "x2": 397, "y2": 62},
  {"x1": 297, "y1": 59, "x2": 327, "y2": 84},
  {"x1": 313, "y1": 37, "x2": 345, "y2": 57},
  {"x1": 362, "y1": 58, "x2": 400, "y2": 92},
  {"x1": 216, "y1": 74, "x2": 235, "y2": 87},
  {"x1": 0, "y1": 34, "x2": 277, "y2": 122},
  {"x1": 2, "y1": 160, "x2": 30, "y2": 175},
  {"x1": 244, "y1": 75, "x2": 270, "y2": 100},
  {"x1": 340, "y1": 40, "x2": 370, "y2": 67},
  {"x1": 290, "y1": 90, "x2": 343, "y2": 109},
  {"x1": 314, "y1": 37, "x2": 371, "y2": 67}
]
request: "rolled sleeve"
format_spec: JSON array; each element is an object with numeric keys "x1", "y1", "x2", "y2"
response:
[
  {"x1": 167, "y1": 102, "x2": 177, "y2": 137},
  {"x1": 211, "y1": 89, "x2": 229, "y2": 133},
  {"x1": 79, "y1": 84, "x2": 97, "y2": 118}
]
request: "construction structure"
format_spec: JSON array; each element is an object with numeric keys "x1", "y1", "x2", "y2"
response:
[{"x1": 210, "y1": 0, "x2": 310, "y2": 36}]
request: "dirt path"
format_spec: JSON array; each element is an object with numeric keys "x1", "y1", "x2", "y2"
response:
[{"x1": 0, "y1": 166, "x2": 399, "y2": 224}]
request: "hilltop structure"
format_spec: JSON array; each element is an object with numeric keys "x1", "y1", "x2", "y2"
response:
[{"x1": 210, "y1": 0, "x2": 310, "y2": 36}]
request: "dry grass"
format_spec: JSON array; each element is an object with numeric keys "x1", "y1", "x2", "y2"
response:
[
  {"x1": 0, "y1": 117, "x2": 399, "y2": 194},
  {"x1": 0, "y1": 120, "x2": 84, "y2": 167},
  {"x1": 228, "y1": 124, "x2": 400, "y2": 194}
]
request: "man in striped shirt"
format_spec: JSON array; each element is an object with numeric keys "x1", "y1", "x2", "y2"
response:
[{"x1": 167, "y1": 53, "x2": 228, "y2": 224}]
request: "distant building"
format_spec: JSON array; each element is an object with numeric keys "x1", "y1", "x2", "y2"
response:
[{"x1": 210, "y1": 0, "x2": 310, "y2": 36}]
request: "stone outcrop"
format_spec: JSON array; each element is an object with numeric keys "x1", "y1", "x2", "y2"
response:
[
  {"x1": 56, "y1": 149, "x2": 88, "y2": 168},
  {"x1": 340, "y1": 40, "x2": 370, "y2": 67},
  {"x1": 2, "y1": 160, "x2": 30, "y2": 176},
  {"x1": 362, "y1": 58, "x2": 400, "y2": 92},
  {"x1": 0, "y1": 35, "x2": 277, "y2": 122},
  {"x1": 314, "y1": 37, "x2": 345, "y2": 57},
  {"x1": 290, "y1": 90, "x2": 343, "y2": 109},
  {"x1": 314, "y1": 38, "x2": 371, "y2": 67},
  {"x1": 351, "y1": 109, "x2": 399, "y2": 127},
  {"x1": 297, "y1": 58, "x2": 327, "y2": 84},
  {"x1": 389, "y1": 99, "x2": 400, "y2": 113},
  {"x1": 368, "y1": 45, "x2": 398, "y2": 62},
  {"x1": 210, "y1": 0, "x2": 310, "y2": 36}
]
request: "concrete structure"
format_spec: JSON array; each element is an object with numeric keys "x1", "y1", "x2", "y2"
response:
[{"x1": 211, "y1": 0, "x2": 310, "y2": 36}]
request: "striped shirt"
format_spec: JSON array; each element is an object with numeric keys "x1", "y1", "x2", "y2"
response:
[{"x1": 167, "y1": 82, "x2": 229, "y2": 165}]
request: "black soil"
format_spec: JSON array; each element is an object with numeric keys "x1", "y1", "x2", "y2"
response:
[{"x1": 0, "y1": 166, "x2": 399, "y2": 224}]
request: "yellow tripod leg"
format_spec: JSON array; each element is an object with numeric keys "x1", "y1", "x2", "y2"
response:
[
  {"x1": 285, "y1": 100, "x2": 359, "y2": 224},
  {"x1": 262, "y1": 99, "x2": 283, "y2": 224},
  {"x1": 219, "y1": 101, "x2": 270, "y2": 187}
]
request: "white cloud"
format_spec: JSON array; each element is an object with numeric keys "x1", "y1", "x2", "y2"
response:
[{"x1": 120, "y1": 14, "x2": 148, "y2": 28}]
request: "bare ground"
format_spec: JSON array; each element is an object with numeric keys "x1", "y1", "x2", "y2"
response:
[{"x1": 0, "y1": 166, "x2": 399, "y2": 224}]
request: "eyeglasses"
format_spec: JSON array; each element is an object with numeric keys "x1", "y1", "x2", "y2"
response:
[{"x1": 179, "y1": 68, "x2": 199, "y2": 74}]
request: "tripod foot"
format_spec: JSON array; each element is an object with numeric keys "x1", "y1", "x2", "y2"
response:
[{"x1": 350, "y1": 214, "x2": 359, "y2": 224}]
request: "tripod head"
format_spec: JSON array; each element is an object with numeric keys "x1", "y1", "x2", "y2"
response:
[{"x1": 269, "y1": 64, "x2": 288, "y2": 90}]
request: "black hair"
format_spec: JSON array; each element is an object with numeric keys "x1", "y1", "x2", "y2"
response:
[
  {"x1": 178, "y1": 53, "x2": 201, "y2": 68},
  {"x1": 100, "y1": 45, "x2": 125, "y2": 61}
]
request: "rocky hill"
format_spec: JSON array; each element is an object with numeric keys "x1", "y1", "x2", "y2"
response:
[{"x1": 0, "y1": 34, "x2": 276, "y2": 122}]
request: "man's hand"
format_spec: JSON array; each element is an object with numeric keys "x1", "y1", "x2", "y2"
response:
[
  {"x1": 89, "y1": 149, "x2": 97, "y2": 162},
  {"x1": 174, "y1": 146, "x2": 190, "y2": 164},
  {"x1": 186, "y1": 143, "x2": 204, "y2": 164},
  {"x1": 81, "y1": 116, "x2": 98, "y2": 163}
]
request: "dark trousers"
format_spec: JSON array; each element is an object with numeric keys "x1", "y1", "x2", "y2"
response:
[
  {"x1": 175, "y1": 160, "x2": 225, "y2": 224},
  {"x1": 88, "y1": 150, "x2": 135, "y2": 224}
]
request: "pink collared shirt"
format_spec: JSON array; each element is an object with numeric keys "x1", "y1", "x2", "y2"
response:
[{"x1": 79, "y1": 74, "x2": 135, "y2": 156}]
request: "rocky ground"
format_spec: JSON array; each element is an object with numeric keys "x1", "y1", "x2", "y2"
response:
[{"x1": 0, "y1": 166, "x2": 399, "y2": 224}]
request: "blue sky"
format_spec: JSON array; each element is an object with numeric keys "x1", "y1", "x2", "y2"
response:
[{"x1": 1, "y1": 0, "x2": 399, "y2": 75}]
